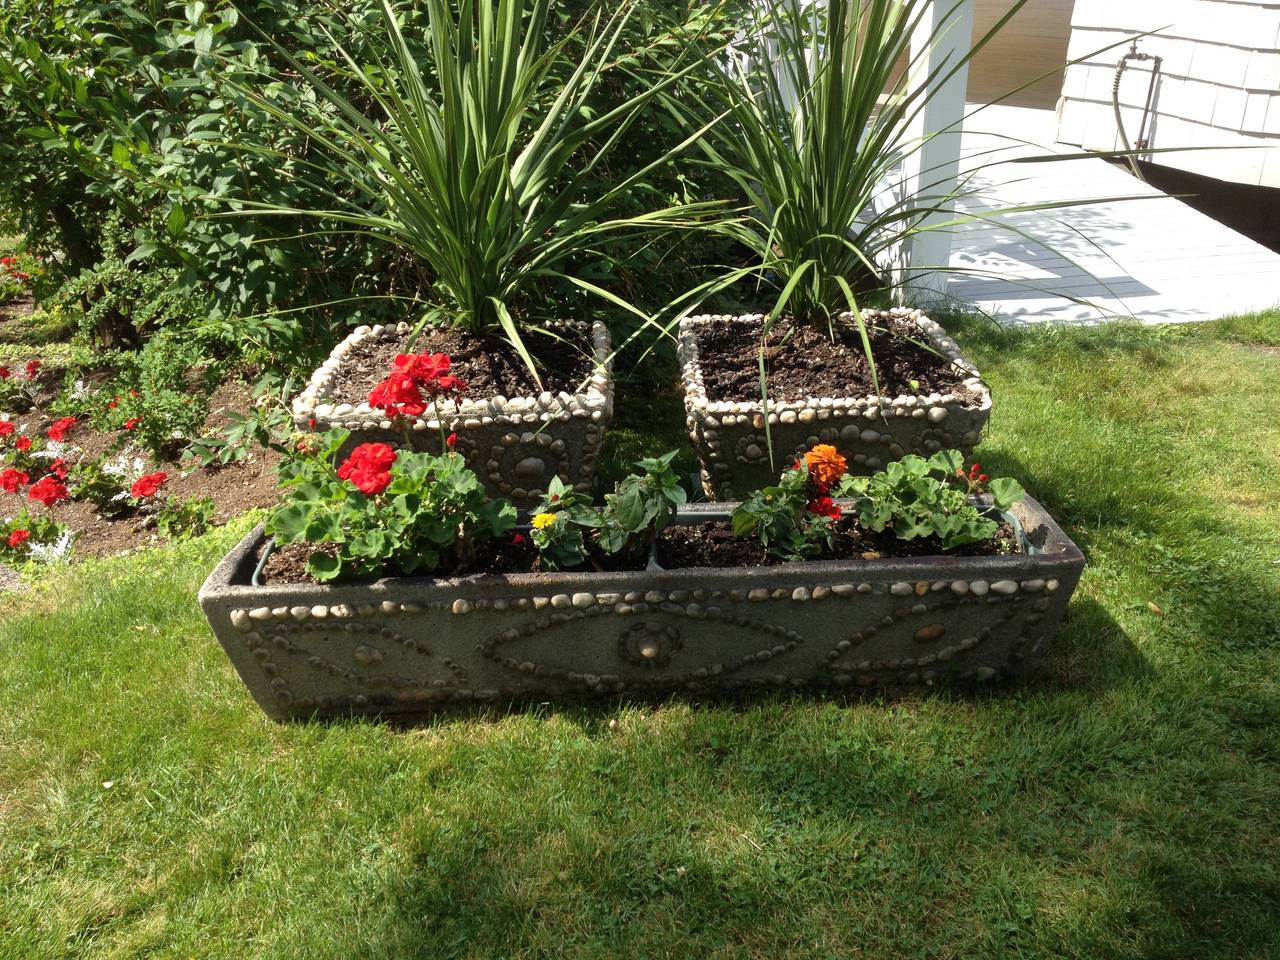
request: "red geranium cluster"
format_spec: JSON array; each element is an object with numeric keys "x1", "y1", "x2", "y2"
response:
[
  {"x1": 130, "y1": 471, "x2": 168, "y2": 499},
  {"x1": 7, "y1": 529, "x2": 30, "y2": 549},
  {"x1": 337, "y1": 442, "x2": 396, "y2": 495},
  {"x1": 47, "y1": 416, "x2": 76, "y2": 442},
  {"x1": 368, "y1": 352, "x2": 466, "y2": 419},
  {"x1": 0, "y1": 420, "x2": 12, "y2": 438},
  {"x1": 0, "y1": 255, "x2": 30, "y2": 282},
  {"x1": 1, "y1": 467, "x2": 28, "y2": 493},
  {"x1": 955, "y1": 461, "x2": 989, "y2": 493},
  {"x1": 27, "y1": 475, "x2": 68, "y2": 507}
]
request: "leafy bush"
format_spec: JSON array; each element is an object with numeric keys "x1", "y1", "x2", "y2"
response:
[
  {"x1": 835, "y1": 451, "x2": 1025, "y2": 549},
  {"x1": 0, "y1": 0, "x2": 741, "y2": 374},
  {"x1": 267, "y1": 430, "x2": 517, "y2": 581},
  {"x1": 155, "y1": 495, "x2": 216, "y2": 539}
]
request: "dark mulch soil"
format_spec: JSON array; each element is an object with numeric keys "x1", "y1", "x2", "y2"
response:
[
  {"x1": 694, "y1": 315, "x2": 972, "y2": 402},
  {"x1": 329, "y1": 325, "x2": 598, "y2": 404},
  {"x1": 655, "y1": 518, "x2": 1019, "y2": 569},
  {"x1": 2, "y1": 378, "x2": 283, "y2": 559}
]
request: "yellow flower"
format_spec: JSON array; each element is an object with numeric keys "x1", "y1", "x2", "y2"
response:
[
  {"x1": 803, "y1": 444, "x2": 847, "y2": 487},
  {"x1": 531, "y1": 512, "x2": 558, "y2": 530}
]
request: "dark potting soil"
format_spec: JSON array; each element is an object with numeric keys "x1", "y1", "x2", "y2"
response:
[
  {"x1": 328, "y1": 325, "x2": 598, "y2": 405},
  {"x1": 654, "y1": 519, "x2": 1019, "y2": 569},
  {"x1": 255, "y1": 520, "x2": 1018, "y2": 583},
  {"x1": 693, "y1": 315, "x2": 971, "y2": 403},
  {"x1": 254, "y1": 536, "x2": 648, "y2": 585}
]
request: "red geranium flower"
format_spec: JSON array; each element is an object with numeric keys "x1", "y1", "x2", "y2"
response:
[
  {"x1": 446, "y1": 432, "x2": 457, "y2": 449},
  {"x1": 0, "y1": 421, "x2": 12, "y2": 438},
  {"x1": 123, "y1": 417, "x2": 141, "y2": 431},
  {"x1": 511, "y1": 532, "x2": 526, "y2": 545},
  {"x1": 0, "y1": 467, "x2": 29, "y2": 493},
  {"x1": 27, "y1": 475, "x2": 68, "y2": 507},
  {"x1": 7, "y1": 529, "x2": 30, "y2": 549},
  {"x1": 392, "y1": 352, "x2": 451, "y2": 383},
  {"x1": 368, "y1": 370, "x2": 426, "y2": 419},
  {"x1": 434, "y1": 374, "x2": 467, "y2": 395},
  {"x1": 24, "y1": 359, "x2": 40, "y2": 379},
  {"x1": 806, "y1": 495, "x2": 841, "y2": 520},
  {"x1": 130, "y1": 471, "x2": 168, "y2": 499},
  {"x1": 15, "y1": 435, "x2": 31, "y2": 451},
  {"x1": 337, "y1": 442, "x2": 397, "y2": 495},
  {"x1": 50, "y1": 458, "x2": 68, "y2": 480},
  {"x1": 107, "y1": 396, "x2": 119, "y2": 410},
  {"x1": 47, "y1": 416, "x2": 77, "y2": 442},
  {"x1": 0, "y1": 366, "x2": 9, "y2": 379}
]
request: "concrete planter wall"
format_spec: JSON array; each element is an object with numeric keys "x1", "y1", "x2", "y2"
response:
[
  {"x1": 677, "y1": 308, "x2": 992, "y2": 500},
  {"x1": 199, "y1": 497, "x2": 1083, "y2": 721},
  {"x1": 292, "y1": 321, "x2": 613, "y2": 509}
]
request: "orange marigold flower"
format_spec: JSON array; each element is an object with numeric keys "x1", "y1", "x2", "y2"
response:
[{"x1": 803, "y1": 444, "x2": 847, "y2": 487}]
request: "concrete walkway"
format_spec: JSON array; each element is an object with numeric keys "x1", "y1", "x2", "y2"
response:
[{"x1": 940, "y1": 104, "x2": 1280, "y2": 324}]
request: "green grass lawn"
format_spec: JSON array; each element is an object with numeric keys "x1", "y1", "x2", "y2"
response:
[{"x1": 3, "y1": 314, "x2": 1279, "y2": 959}]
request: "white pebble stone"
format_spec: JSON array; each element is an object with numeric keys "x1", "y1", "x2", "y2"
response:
[
  {"x1": 290, "y1": 606, "x2": 311, "y2": 621},
  {"x1": 571, "y1": 593, "x2": 595, "y2": 609},
  {"x1": 857, "y1": 583, "x2": 873, "y2": 593},
  {"x1": 1021, "y1": 579, "x2": 1045, "y2": 592},
  {"x1": 890, "y1": 582, "x2": 913, "y2": 596},
  {"x1": 533, "y1": 597, "x2": 550, "y2": 610},
  {"x1": 831, "y1": 584, "x2": 855, "y2": 597},
  {"x1": 812, "y1": 586, "x2": 831, "y2": 600},
  {"x1": 991, "y1": 580, "x2": 1019, "y2": 595},
  {"x1": 927, "y1": 407, "x2": 948, "y2": 423},
  {"x1": 792, "y1": 587, "x2": 811, "y2": 601},
  {"x1": 451, "y1": 599, "x2": 471, "y2": 615},
  {"x1": 380, "y1": 601, "x2": 399, "y2": 614},
  {"x1": 550, "y1": 594, "x2": 572, "y2": 609},
  {"x1": 230, "y1": 610, "x2": 251, "y2": 630},
  {"x1": 951, "y1": 580, "x2": 969, "y2": 595},
  {"x1": 748, "y1": 588, "x2": 770, "y2": 601},
  {"x1": 969, "y1": 580, "x2": 989, "y2": 596},
  {"x1": 310, "y1": 605, "x2": 328, "y2": 619},
  {"x1": 1046, "y1": 579, "x2": 1060, "y2": 592}
]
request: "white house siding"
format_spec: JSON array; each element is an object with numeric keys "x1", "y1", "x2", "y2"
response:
[{"x1": 1057, "y1": 0, "x2": 1280, "y2": 188}]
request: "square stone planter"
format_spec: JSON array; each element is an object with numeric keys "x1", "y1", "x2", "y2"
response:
[
  {"x1": 292, "y1": 321, "x2": 613, "y2": 509},
  {"x1": 677, "y1": 308, "x2": 993, "y2": 500},
  {"x1": 198, "y1": 496, "x2": 1083, "y2": 721}
]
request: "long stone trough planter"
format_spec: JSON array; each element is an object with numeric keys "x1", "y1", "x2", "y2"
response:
[
  {"x1": 292, "y1": 320, "x2": 613, "y2": 509},
  {"x1": 677, "y1": 308, "x2": 993, "y2": 500},
  {"x1": 198, "y1": 497, "x2": 1084, "y2": 721}
]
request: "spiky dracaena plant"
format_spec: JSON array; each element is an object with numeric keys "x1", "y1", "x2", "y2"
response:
[
  {"x1": 664, "y1": 0, "x2": 1039, "y2": 368},
  {"x1": 215, "y1": 0, "x2": 719, "y2": 384}
]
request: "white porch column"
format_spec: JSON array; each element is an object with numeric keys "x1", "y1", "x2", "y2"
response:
[{"x1": 900, "y1": 0, "x2": 975, "y2": 306}]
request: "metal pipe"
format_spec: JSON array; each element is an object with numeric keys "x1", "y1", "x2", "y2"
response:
[{"x1": 1113, "y1": 40, "x2": 1163, "y2": 180}]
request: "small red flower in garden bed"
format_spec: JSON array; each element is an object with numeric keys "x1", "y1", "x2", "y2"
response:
[
  {"x1": 337, "y1": 442, "x2": 396, "y2": 495},
  {"x1": 50, "y1": 458, "x2": 68, "y2": 480},
  {"x1": 24, "y1": 359, "x2": 40, "y2": 380},
  {"x1": 123, "y1": 417, "x2": 141, "y2": 431},
  {"x1": 130, "y1": 471, "x2": 168, "y2": 499},
  {"x1": 0, "y1": 421, "x2": 12, "y2": 438},
  {"x1": 368, "y1": 370, "x2": 427, "y2": 418},
  {"x1": 15, "y1": 435, "x2": 31, "y2": 451},
  {"x1": 7, "y1": 529, "x2": 29, "y2": 549},
  {"x1": 27, "y1": 475, "x2": 68, "y2": 507},
  {"x1": 46, "y1": 416, "x2": 77, "y2": 442},
  {"x1": 806, "y1": 495, "x2": 841, "y2": 520},
  {"x1": 1, "y1": 467, "x2": 29, "y2": 493},
  {"x1": 0, "y1": 366, "x2": 9, "y2": 379}
]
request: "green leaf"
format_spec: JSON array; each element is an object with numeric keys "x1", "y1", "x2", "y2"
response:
[
  {"x1": 266, "y1": 503, "x2": 310, "y2": 543},
  {"x1": 308, "y1": 552, "x2": 341, "y2": 581},
  {"x1": 989, "y1": 477, "x2": 1026, "y2": 511}
]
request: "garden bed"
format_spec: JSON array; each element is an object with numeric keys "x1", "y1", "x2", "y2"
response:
[
  {"x1": 199, "y1": 497, "x2": 1083, "y2": 721},
  {"x1": 1, "y1": 368, "x2": 281, "y2": 560}
]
